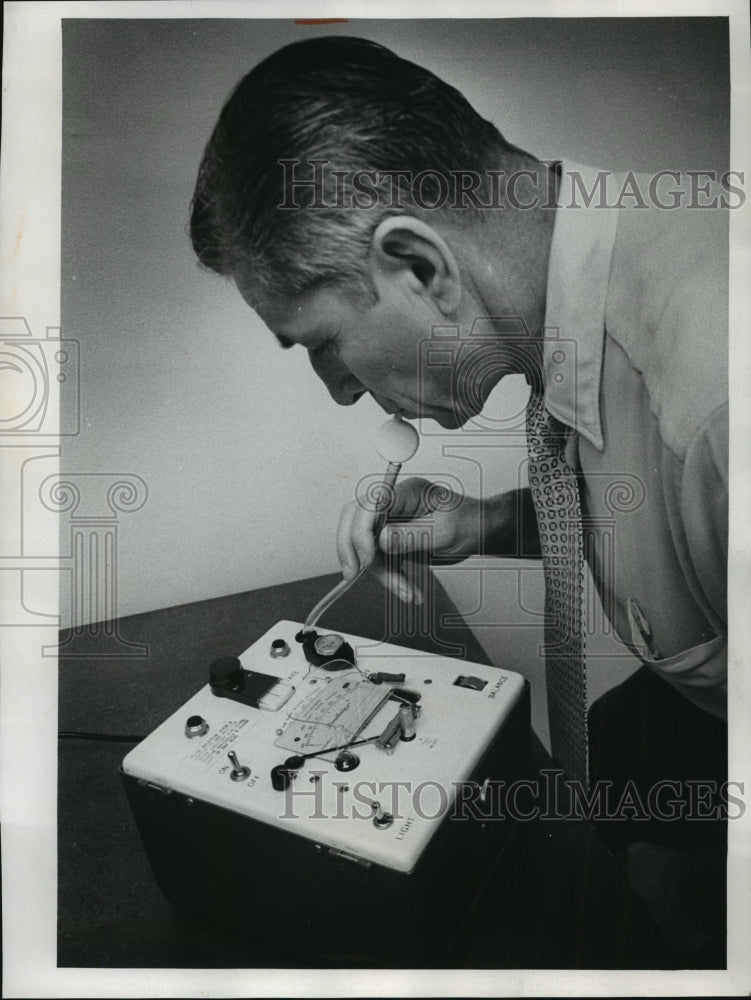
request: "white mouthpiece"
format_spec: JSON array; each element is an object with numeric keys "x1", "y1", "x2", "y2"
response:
[{"x1": 375, "y1": 414, "x2": 419, "y2": 464}]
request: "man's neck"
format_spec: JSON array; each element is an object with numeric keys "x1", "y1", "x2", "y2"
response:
[{"x1": 457, "y1": 161, "x2": 558, "y2": 385}]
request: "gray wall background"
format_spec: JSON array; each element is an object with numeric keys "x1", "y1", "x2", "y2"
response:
[{"x1": 61, "y1": 17, "x2": 729, "y2": 744}]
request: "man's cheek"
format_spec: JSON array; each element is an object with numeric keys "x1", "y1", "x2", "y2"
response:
[{"x1": 347, "y1": 357, "x2": 396, "y2": 391}]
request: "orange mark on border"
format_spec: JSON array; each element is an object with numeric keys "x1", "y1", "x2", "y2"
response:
[{"x1": 295, "y1": 18, "x2": 349, "y2": 24}]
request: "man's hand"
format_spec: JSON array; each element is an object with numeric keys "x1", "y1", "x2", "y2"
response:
[
  {"x1": 336, "y1": 480, "x2": 542, "y2": 604},
  {"x1": 336, "y1": 476, "x2": 486, "y2": 605}
]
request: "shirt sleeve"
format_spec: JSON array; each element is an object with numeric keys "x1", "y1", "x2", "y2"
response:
[
  {"x1": 680, "y1": 401, "x2": 728, "y2": 634},
  {"x1": 653, "y1": 402, "x2": 728, "y2": 720}
]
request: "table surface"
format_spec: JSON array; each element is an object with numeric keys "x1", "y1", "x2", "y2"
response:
[{"x1": 58, "y1": 570, "x2": 699, "y2": 970}]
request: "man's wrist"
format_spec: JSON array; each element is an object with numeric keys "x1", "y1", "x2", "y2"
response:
[{"x1": 482, "y1": 489, "x2": 541, "y2": 558}]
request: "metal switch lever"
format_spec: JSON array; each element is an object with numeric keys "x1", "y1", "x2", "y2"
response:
[
  {"x1": 373, "y1": 801, "x2": 394, "y2": 828},
  {"x1": 227, "y1": 751, "x2": 251, "y2": 782}
]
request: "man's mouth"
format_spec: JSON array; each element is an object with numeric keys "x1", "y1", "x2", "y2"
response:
[{"x1": 369, "y1": 393, "x2": 458, "y2": 426}]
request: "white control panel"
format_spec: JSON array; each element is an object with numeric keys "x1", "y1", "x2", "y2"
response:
[{"x1": 122, "y1": 620, "x2": 525, "y2": 873}]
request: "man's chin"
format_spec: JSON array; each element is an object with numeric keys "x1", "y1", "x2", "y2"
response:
[
  {"x1": 424, "y1": 408, "x2": 469, "y2": 429},
  {"x1": 371, "y1": 395, "x2": 402, "y2": 416}
]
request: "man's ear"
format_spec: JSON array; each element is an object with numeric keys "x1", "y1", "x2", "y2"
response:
[{"x1": 369, "y1": 216, "x2": 462, "y2": 315}]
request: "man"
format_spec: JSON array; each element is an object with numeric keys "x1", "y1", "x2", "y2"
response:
[{"x1": 190, "y1": 36, "x2": 728, "y2": 959}]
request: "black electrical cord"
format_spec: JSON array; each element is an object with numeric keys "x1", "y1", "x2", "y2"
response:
[{"x1": 58, "y1": 731, "x2": 145, "y2": 743}]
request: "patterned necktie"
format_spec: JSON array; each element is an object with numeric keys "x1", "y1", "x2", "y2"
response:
[{"x1": 526, "y1": 388, "x2": 588, "y2": 786}]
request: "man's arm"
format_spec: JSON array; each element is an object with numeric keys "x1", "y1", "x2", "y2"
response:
[
  {"x1": 678, "y1": 403, "x2": 728, "y2": 635},
  {"x1": 482, "y1": 487, "x2": 542, "y2": 559},
  {"x1": 657, "y1": 404, "x2": 728, "y2": 719}
]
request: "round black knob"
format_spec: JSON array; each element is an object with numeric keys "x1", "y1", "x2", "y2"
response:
[
  {"x1": 209, "y1": 656, "x2": 244, "y2": 689},
  {"x1": 335, "y1": 750, "x2": 360, "y2": 772},
  {"x1": 271, "y1": 765, "x2": 291, "y2": 791},
  {"x1": 185, "y1": 715, "x2": 209, "y2": 739}
]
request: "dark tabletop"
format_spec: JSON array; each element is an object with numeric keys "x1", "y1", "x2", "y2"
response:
[{"x1": 58, "y1": 570, "x2": 689, "y2": 969}]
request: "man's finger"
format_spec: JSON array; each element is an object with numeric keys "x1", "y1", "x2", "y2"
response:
[
  {"x1": 352, "y1": 497, "x2": 381, "y2": 572},
  {"x1": 336, "y1": 501, "x2": 365, "y2": 580},
  {"x1": 387, "y1": 477, "x2": 430, "y2": 519},
  {"x1": 378, "y1": 523, "x2": 424, "y2": 556},
  {"x1": 372, "y1": 564, "x2": 423, "y2": 605}
]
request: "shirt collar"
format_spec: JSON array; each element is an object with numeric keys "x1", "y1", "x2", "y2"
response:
[{"x1": 542, "y1": 160, "x2": 620, "y2": 451}]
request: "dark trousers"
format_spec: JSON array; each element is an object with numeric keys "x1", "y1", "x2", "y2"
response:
[
  {"x1": 588, "y1": 665, "x2": 728, "y2": 848},
  {"x1": 587, "y1": 666, "x2": 727, "y2": 958}
]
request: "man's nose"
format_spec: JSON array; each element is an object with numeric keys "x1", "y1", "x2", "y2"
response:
[{"x1": 308, "y1": 348, "x2": 366, "y2": 406}]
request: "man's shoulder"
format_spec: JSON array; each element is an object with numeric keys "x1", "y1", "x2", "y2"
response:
[{"x1": 603, "y1": 187, "x2": 728, "y2": 459}]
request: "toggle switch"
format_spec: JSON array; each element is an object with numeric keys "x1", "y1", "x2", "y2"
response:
[
  {"x1": 372, "y1": 801, "x2": 394, "y2": 829},
  {"x1": 227, "y1": 750, "x2": 251, "y2": 782}
]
